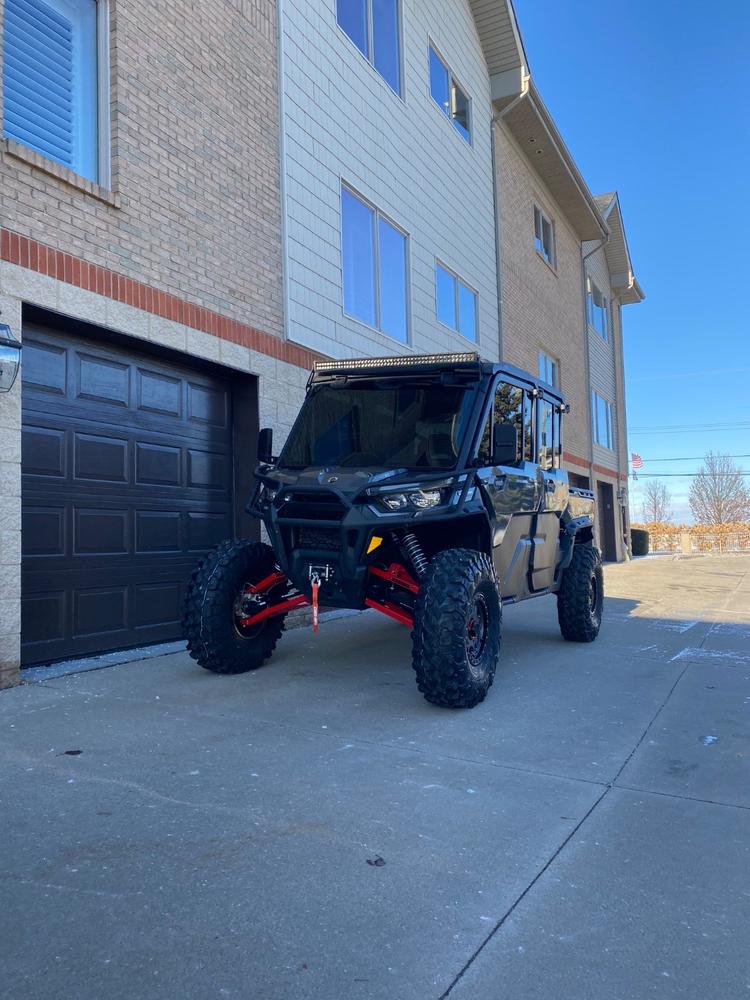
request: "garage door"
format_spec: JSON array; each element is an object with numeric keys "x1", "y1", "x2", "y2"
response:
[{"x1": 21, "y1": 324, "x2": 234, "y2": 664}]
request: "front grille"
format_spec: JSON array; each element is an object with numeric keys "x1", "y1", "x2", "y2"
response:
[
  {"x1": 295, "y1": 526, "x2": 340, "y2": 551},
  {"x1": 278, "y1": 490, "x2": 347, "y2": 522}
]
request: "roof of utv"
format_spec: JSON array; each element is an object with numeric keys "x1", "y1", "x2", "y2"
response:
[{"x1": 310, "y1": 352, "x2": 565, "y2": 404}]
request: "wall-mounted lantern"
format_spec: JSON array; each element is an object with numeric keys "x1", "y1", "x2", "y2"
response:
[{"x1": 0, "y1": 322, "x2": 22, "y2": 393}]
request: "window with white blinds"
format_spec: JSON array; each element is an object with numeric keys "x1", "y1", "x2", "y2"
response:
[{"x1": 2, "y1": 0, "x2": 100, "y2": 181}]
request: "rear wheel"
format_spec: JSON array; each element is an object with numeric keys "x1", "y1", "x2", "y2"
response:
[
  {"x1": 182, "y1": 540, "x2": 286, "y2": 674},
  {"x1": 412, "y1": 549, "x2": 502, "y2": 709},
  {"x1": 557, "y1": 544, "x2": 603, "y2": 642}
]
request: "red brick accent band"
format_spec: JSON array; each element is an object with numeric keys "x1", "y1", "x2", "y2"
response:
[
  {"x1": 0, "y1": 227, "x2": 323, "y2": 371},
  {"x1": 564, "y1": 450, "x2": 627, "y2": 483}
]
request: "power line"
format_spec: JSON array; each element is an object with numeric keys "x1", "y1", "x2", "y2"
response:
[
  {"x1": 630, "y1": 424, "x2": 750, "y2": 436},
  {"x1": 632, "y1": 472, "x2": 750, "y2": 478},
  {"x1": 632, "y1": 454, "x2": 750, "y2": 463}
]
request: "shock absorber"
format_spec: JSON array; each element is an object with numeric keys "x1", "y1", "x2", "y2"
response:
[{"x1": 401, "y1": 532, "x2": 429, "y2": 577}]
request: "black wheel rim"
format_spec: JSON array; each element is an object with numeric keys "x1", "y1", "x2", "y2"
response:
[
  {"x1": 466, "y1": 592, "x2": 490, "y2": 672},
  {"x1": 233, "y1": 583, "x2": 273, "y2": 639}
]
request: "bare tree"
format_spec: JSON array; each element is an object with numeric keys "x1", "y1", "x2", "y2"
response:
[
  {"x1": 689, "y1": 452, "x2": 750, "y2": 524},
  {"x1": 641, "y1": 480, "x2": 673, "y2": 522}
]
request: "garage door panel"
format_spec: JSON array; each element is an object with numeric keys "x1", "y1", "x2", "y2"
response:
[
  {"x1": 22, "y1": 340, "x2": 67, "y2": 394},
  {"x1": 187, "y1": 449, "x2": 230, "y2": 490},
  {"x1": 22, "y1": 506, "x2": 66, "y2": 557},
  {"x1": 187, "y1": 382, "x2": 229, "y2": 428},
  {"x1": 22, "y1": 592, "x2": 66, "y2": 645},
  {"x1": 77, "y1": 353, "x2": 130, "y2": 407},
  {"x1": 74, "y1": 509, "x2": 129, "y2": 556},
  {"x1": 134, "y1": 581, "x2": 181, "y2": 628},
  {"x1": 137, "y1": 368, "x2": 182, "y2": 417},
  {"x1": 136, "y1": 511, "x2": 181, "y2": 553},
  {"x1": 22, "y1": 324, "x2": 238, "y2": 665},
  {"x1": 22, "y1": 425, "x2": 66, "y2": 477},
  {"x1": 74, "y1": 587, "x2": 128, "y2": 638},
  {"x1": 75, "y1": 433, "x2": 129, "y2": 482}
]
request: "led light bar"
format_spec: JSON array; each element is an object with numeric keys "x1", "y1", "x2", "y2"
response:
[{"x1": 314, "y1": 352, "x2": 480, "y2": 372}]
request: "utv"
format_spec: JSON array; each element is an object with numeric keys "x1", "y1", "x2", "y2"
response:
[{"x1": 182, "y1": 352, "x2": 602, "y2": 708}]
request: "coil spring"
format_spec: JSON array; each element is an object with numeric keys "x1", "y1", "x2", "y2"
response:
[{"x1": 402, "y1": 532, "x2": 428, "y2": 577}]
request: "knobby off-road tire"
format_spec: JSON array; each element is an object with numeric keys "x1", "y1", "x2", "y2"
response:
[
  {"x1": 557, "y1": 543, "x2": 604, "y2": 642},
  {"x1": 182, "y1": 540, "x2": 286, "y2": 674},
  {"x1": 412, "y1": 548, "x2": 502, "y2": 709}
]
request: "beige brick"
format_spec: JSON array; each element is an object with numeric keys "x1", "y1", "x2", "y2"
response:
[{"x1": 0, "y1": 0, "x2": 284, "y2": 341}]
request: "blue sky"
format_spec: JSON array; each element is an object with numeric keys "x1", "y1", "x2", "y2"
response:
[{"x1": 515, "y1": 0, "x2": 750, "y2": 522}]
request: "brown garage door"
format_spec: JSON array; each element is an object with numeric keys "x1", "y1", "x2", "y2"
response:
[{"x1": 21, "y1": 323, "x2": 234, "y2": 664}]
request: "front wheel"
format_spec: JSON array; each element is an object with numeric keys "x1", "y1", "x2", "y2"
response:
[
  {"x1": 411, "y1": 549, "x2": 502, "y2": 709},
  {"x1": 556, "y1": 544, "x2": 604, "y2": 642},
  {"x1": 182, "y1": 540, "x2": 286, "y2": 674}
]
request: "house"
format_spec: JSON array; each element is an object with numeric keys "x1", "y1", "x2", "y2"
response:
[{"x1": 0, "y1": 0, "x2": 642, "y2": 687}]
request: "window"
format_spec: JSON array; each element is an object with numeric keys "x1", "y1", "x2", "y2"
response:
[
  {"x1": 587, "y1": 280, "x2": 609, "y2": 340},
  {"x1": 534, "y1": 206, "x2": 555, "y2": 267},
  {"x1": 592, "y1": 391, "x2": 613, "y2": 449},
  {"x1": 538, "y1": 398, "x2": 554, "y2": 470},
  {"x1": 336, "y1": 0, "x2": 401, "y2": 95},
  {"x1": 2, "y1": 0, "x2": 105, "y2": 183},
  {"x1": 429, "y1": 45, "x2": 471, "y2": 142},
  {"x1": 435, "y1": 262, "x2": 477, "y2": 341},
  {"x1": 341, "y1": 186, "x2": 408, "y2": 342},
  {"x1": 538, "y1": 350, "x2": 559, "y2": 387},
  {"x1": 477, "y1": 382, "x2": 532, "y2": 466}
]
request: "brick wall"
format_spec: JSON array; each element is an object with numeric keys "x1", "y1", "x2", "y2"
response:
[
  {"x1": 0, "y1": 0, "x2": 284, "y2": 339},
  {"x1": 493, "y1": 122, "x2": 591, "y2": 464}
]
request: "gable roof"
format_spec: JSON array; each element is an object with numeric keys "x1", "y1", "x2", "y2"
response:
[
  {"x1": 469, "y1": 2, "x2": 643, "y2": 298},
  {"x1": 595, "y1": 193, "x2": 645, "y2": 303}
]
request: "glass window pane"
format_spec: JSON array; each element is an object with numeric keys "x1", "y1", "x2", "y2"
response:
[
  {"x1": 429, "y1": 47, "x2": 450, "y2": 117},
  {"x1": 451, "y1": 81, "x2": 470, "y2": 141},
  {"x1": 523, "y1": 391, "x2": 534, "y2": 461},
  {"x1": 538, "y1": 352, "x2": 546, "y2": 379},
  {"x1": 337, "y1": 0, "x2": 368, "y2": 56},
  {"x1": 372, "y1": 0, "x2": 400, "y2": 94},
  {"x1": 436, "y1": 264, "x2": 456, "y2": 328},
  {"x1": 341, "y1": 188, "x2": 376, "y2": 326},
  {"x1": 378, "y1": 218, "x2": 407, "y2": 342},
  {"x1": 539, "y1": 400, "x2": 553, "y2": 469},
  {"x1": 458, "y1": 282, "x2": 477, "y2": 340},
  {"x1": 494, "y1": 383, "x2": 523, "y2": 462}
]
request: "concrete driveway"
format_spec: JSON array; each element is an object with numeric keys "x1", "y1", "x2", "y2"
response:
[{"x1": 2, "y1": 555, "x2": 749, "y2": 1000}]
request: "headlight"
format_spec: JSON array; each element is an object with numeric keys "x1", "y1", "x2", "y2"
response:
[
  {"x1": 257, "y1": 483, "x2": 278, "y2": 508},
  {"x1": 380, "y1": 490, "x2": 443, "y2": 512},
  {"x1": 366, "y1": 475, "x2": 469, "y2": 515}
]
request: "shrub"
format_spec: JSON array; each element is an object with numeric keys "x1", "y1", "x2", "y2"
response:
[{"x1": 631, "y1": 527, "x2": 649, "y2": 556}]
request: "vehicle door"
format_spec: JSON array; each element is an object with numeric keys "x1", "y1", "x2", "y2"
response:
[
  {"x1": 475, "y1": 380, "x2": 539, "y2": 599},
  {"x1": 531, "y1": 397, "x2": 569, "y2": 591}
]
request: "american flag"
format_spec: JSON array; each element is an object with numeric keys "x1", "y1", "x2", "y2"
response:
[{"x1": 631, "y1": 452, "x2": 643, "y2": 470}]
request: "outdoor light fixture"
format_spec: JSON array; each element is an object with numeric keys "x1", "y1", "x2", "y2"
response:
[{"x1": 0, "y1": 322, "x2": 22, "y2": 393}]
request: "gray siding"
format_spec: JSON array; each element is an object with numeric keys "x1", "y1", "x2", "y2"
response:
[{"x1": 280, "y1": 0, "x2": 500, "y2": 359}]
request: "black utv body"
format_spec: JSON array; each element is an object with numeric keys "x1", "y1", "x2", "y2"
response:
[{"x1": 182, "y1": 352, "x2": 602, "y2": 708}]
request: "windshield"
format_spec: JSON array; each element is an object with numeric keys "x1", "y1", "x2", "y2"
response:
[{"x1": 278, "y1": 380, "x2": 476, "y2": 470}]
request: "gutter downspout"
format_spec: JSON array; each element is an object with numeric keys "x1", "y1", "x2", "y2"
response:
[
  {"x1": 490, "y1": 74, "x2": 530, "y2": 362},
  {"x1": 580, "y1": 233, "x2": 609, "y2": 550}
]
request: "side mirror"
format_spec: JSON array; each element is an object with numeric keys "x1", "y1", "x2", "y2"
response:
[
  {"x1": 258, "y1": 427, "x2": 274, "y2": 464},
  {"x1": 492, "y1": 422, "x2": 517, "y2": 466}
]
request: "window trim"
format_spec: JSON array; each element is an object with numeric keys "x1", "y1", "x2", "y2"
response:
[
  {"x1": 340, "y1": 182, "x2": 411, "y2": 344},
  {"x1": 533, "y1": 204, "x2": 555, "y2": 269},
  {"x1": 427, "y1": 40, "x2": 472, "y2": 145},
  {"x1": 591, "y1": 390, "x2": 614, "y2": 450},
  {"x1": 538, "y1": 349, "x2": 559, "y2": 388},
  {"x1": 335, "y1": 0, "x2": 404, "y2": 99},
  {"x1": 2, "y1": 0, "x2": 111, "y2": 188},
  {"x1": 434, "y1": 259, "x2": 478, "y2": 342},
  {"x1": 587, "y1": 278, "x2": 610, "y2": 341}
]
